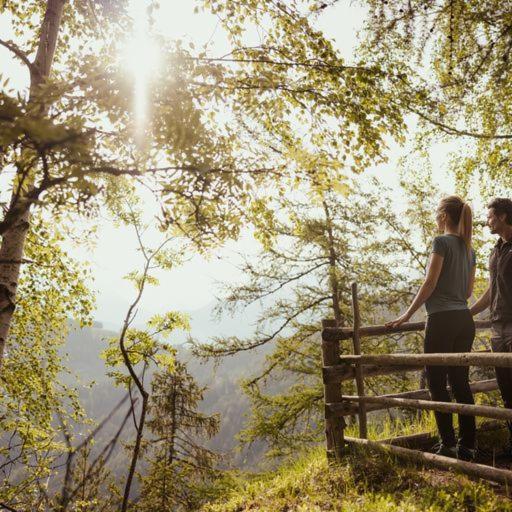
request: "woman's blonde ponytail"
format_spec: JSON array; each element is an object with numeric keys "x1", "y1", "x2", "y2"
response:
[
  {"x1": 437, "y1": 195, "x2": 473, "y2": 255},
  {"x1": 458, "y1": 202, "x2": 473, "y2": 253}
]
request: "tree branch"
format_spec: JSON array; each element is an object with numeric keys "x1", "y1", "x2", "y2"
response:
[{"x1": 0, "y1": 39, "x2": 33, "y2": 71}]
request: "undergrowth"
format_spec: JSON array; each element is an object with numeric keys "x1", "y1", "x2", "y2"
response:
[
  {"x1": 203, "y1": 413, "x2": 512, "y2": 511},
  {"x1": 202, "y1": 446, "x2": 511, "y2": 512}
]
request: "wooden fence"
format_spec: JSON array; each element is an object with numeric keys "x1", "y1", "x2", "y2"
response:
[{"x1": 321, "y1": 282, "x2": 512, "y2": 486}]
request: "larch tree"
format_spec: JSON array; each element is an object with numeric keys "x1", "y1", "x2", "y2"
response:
[
  {"x1": 192, "y1": 181, "x2": 419, "y2": 456},
  {"x1": 193, "y1": 170, "x2": 491, "y2": 457}
]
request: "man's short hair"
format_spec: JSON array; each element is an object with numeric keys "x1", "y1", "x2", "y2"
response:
[{"x1": 488, "y1": 198, "x2": 512, "y2": 225}]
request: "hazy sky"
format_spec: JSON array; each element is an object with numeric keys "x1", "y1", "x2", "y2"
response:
[{"x1": 1, "y1": 1, "x2": 457, "y2": 331}]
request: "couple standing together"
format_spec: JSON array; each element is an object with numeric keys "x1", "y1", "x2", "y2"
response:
[{"x1": 387, "y1": 196, "x2": 512, "y2": 461}]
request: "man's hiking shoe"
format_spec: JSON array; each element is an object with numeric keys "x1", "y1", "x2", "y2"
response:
[
  {"x1": 456, "y1": 445, "x2": 476, "y2": 462},
  {"x1": 433, "y1": 443, "x2": 457, "y2": 458}
]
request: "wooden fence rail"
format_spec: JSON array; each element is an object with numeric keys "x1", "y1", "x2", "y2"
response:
[
  {"x1": 322, "y1": 320, "x2": 492, "y2": 342},
  {"x1": 320, "y1": 282, "x2": 510, "y2": 485},
  {"x1": 346, "y1": 437, "x2": 512, "y2": 487},
  {"x1": 331, "y1": 395, "x2": 512, "y2": 421},
  {"x1": 323, "y1": 350, "x2": 493, "y2": 383},
  {"x1": 332, "y1": 378, "x2": 498, "y2": 416},
  {"x1": 336, "y1": 352, "x2": 512, "y2": 367}
]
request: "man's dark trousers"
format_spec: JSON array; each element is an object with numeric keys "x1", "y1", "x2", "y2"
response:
[{"x1": 492, "y1": 323, "x2": 512, "y2": 411}]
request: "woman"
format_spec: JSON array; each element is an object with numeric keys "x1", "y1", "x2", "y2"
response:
[{"x1": 387, "y1": 195, "x2": 476, "y2": 461}]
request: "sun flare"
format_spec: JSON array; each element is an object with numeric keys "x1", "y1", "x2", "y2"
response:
[{"x1": 123, "y1": 0, "x2": 160, "y2": 138}]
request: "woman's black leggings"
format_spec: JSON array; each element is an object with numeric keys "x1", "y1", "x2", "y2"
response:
[{"x1": 424, "y1": 309, "x2": 476, "y2": 448}]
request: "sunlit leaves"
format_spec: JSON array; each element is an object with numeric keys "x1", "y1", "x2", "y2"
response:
[
  {"x1": 359, "y1": 0, "x2": 512, "y2": 190},
  {"x1": 124, "y1": 270, "x2": 159, "y2": 288},
  {"x1": 147, "y1": 311, "x2": 190, "y2": 336},
  {"x1": 102, "y1": 329, "x2": 176, "y2": 387},
  {"x1": 0, "y1": 217, "x2": 94, "y2": 502}
]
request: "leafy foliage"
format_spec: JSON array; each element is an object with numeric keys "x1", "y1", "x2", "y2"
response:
[
  {"x1": 0, "y1": 217, "x2": 94, "y2": 508},
  {"x1": 353, "y1": 0, "x2": 512, "y2": 192}
]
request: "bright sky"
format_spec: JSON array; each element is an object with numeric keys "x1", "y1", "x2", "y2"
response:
[{"x1": 1, "y1": 1, "x2": 458, "y2": 332}]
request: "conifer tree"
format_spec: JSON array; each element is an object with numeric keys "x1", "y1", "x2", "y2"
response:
[
  {"x1": 139, "y1": 361, "x2": 220, "y2": 512},
  {"x1": 192, "y1": 182, "x2": 420, "y2": 456}
]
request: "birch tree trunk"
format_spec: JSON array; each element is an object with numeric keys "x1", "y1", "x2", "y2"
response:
[{"x1": 0, "y1": 0, "x2": 66, "y2": 368}]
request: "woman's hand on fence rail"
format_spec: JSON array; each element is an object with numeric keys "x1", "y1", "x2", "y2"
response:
[{"x1": 385, "y1": 312, "x2": 412, "y2": 329}]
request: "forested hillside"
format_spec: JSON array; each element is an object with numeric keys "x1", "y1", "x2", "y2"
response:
[{"x1": 63, "y1": 322, "x2": 271, "y2": 470}]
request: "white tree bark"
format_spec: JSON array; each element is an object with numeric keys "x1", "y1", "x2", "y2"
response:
[{"x1": 0, "y1": 0, "x2": 66, "y2": 368}]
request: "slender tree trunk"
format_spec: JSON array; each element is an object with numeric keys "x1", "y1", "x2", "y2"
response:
[
  {"x1": 168, "y1": 381, "x2": 177, "y2": 466},
  {"x1": 122, "y1": 391, "x2": 149, "y2": 512},
  {"x1": 322, "y1": 200, "x2": 343, "y2": 326},
  {"x1": 0, "y1": 0, "x2": 66, "y2": 368},
  {"x1": 160, "y1": 382, "x2": 177, "y2": 510}
]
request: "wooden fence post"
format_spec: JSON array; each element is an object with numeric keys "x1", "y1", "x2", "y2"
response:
[
  {"x1": 321, "y1": 318, "x2": 345, "y2": 461},
  {"x1": 351, "y1": 282, "x2": 368, "y2": 438}
]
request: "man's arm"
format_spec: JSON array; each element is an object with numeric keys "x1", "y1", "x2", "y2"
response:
[{"x1": 470, "y1": 285, "x2": 491, "y2": 316}]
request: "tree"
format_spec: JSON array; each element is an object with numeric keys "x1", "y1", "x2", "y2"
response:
[
  {"x1": 0, "y1": 217, "x2": 94, "y2": 510},
  {"x1": 139, "y1": 361, "x2": 220, "y2": 512},
  {"x1": 0, "y1": 0, "x2": 408, "y2": 373},
  {"x1": 101, "y1": 209, "x2": 187, "y2": 512},
  {"x1": 350, "y1": 0, "x2": 512, "y2": 191},
  {"x1": 193, "y1": 168, "x2": 492, "y2": 457},
  {"x1": 192, "y1": 181, "x2": 416, "y2": 456}
]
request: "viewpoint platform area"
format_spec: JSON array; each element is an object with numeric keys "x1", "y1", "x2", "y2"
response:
[{"x1": 321, "y1": 283, "x2": 512, "y2": 487}]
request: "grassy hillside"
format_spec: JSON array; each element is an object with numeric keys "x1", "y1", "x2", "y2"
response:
[
  {"x1": 202, "y1": 446, "x2": 512, "y2": 512},
  {"x1": 202, "y1": 416, "x2": 512, "y2": 511}
]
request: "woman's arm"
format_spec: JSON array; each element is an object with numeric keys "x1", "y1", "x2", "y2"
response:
[{"x1": 386, "y1": 253, "x2": 444, "y2": 328}]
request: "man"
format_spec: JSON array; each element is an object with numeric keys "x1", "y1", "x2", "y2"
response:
[{"x1": 471, "y1": 198, "x2": 512, "y2": 454}]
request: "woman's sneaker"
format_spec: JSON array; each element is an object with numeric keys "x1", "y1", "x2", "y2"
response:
[
  {"x1": 433, "y1": 443, "x2": 457, "y2": 458},
  {"x1": 456, "y1": 445, "x2": 476, "y2": 462}
]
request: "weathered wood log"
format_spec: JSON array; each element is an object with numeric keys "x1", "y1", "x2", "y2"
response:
[
  {"x1": 351, "y1": 283, "x2": 367, "y2": 439},
  {"x1": 331, "y1": 379, "x2": 499, "y2": 416},
  {"x1": 329, "y1": 363, "x2": 424, "y2": 384},
  {"x1": 329, "y1": 395, "x2": 512, "y2": 421},
  {"x1": 345, "y1": 437, "x2": 512, "y2": 486},
  {"x1": 325, "y1": 350, "x2": 492, "y2": 384},
  {"x1": 322, "y1": 320, "x2": 492, "y2": 343},
  {"x1": 321, "y1": 319, "x2": 345, "y2": 461},
  {"x1": 337, "y1": 352, "x2": 512, "y2": 368},
  {"x1": 375, "y1": 432, "x2": 435, "y2": 449}
]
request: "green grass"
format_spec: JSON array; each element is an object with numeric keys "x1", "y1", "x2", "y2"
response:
[
  {"x1": 202, "y1": 411, "x2": 512, "y2": 512},
  {"x1": 344, "y1": 411, "x2": 437, "y2": 440},
  {"x1": 202, "y1": 446, "x2": 512, "y2": 512},
  {"x1": 202, "y1": 403, "x2": 512, "y2": 511}
]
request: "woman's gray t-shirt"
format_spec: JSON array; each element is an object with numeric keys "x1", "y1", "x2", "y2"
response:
[{"x1": 424, "y1": 234, "x2": 476, "y2": 315}]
